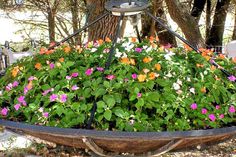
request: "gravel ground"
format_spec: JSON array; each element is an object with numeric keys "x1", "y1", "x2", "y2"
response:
[{"x1": 0, "y1": 129, "x2": 235, "y2": 157}]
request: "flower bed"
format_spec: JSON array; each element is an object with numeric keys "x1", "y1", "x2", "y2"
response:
[{"x1": 0, "y1": 37, "x2": 235, "y2": 132}]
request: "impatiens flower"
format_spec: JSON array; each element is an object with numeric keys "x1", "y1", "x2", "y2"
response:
[
  {"x1": 14, "y1": 104, "x2": 21, "y2": 111},
  {"x1": 85, "y1": 68, "x2": 93, "y2": 76},
  {"x1": 190, "y1": 103, "x2": 197, "y2": 110},
  {"x1": 28, "y1": 76, "x2": 36, "y2": 81},
  {"x1": 120, "y1": 57, "x2": 130, "y2": 65},
  {"x1": 35, "y1": 63, "x2": 42, "y2": 70},
  {"x1": 209, "y1": 114, "x2": 216, "y2": 121},
  {"x1": 115, "y1": 50, "x2": 122, "y2": 58},
  {"x1": 91, "y1": 48, "x2": 97, "y2": 52},
  {"x1": 173, "y1": 83, "x2": 180, "y2": 90},
  {"x1": 219, "y1": 114, "x2": 224, "y2": 119},
  {"x1": 66, "y1": 76, "x2": 72, "y2": 80},
  {"x1": 106, "y1": 75, "x2": 115, "y2": 80},
  {"x1": 38, "y1": 107, "x2": 44, "y2": 113},
  {"x1": 132, "y1": 73, "x2": 137, "y2": 79},
  {"x1": 59, "y1": 57, "x2": 64, "y2": 62},
  {"x1": 1, "y1": 108, "x2": 8, "y2": 116},
  {"x1": 49, "y1": 63, "x2": 55, "y2": 69},
  {"x1": 228, "y1": 75, "x2": 236, "y2": 82},
  {"x1": 12, "y1": 81, "x2": 19, "y2": 87},
  {"x1": 130, "y1": 58, "x2": 136, "y2": 65},
  {"x1": 17, "y1": 96, "x2": 25, "y2": 103},
  {"x1": 201, "y1": 108, "x2": 207, "y2": 114},
  {"x1": 96, "y1": 67, "x2": 104, "y2": 72},
  {"x1": 229, "y1": 105, "x2": 235, "y2": 113},
  {"x1": 137, "y1": 93, "x2": 142, "y2": 98},
  {"x1": 143, "y1": 69, "x2": 150, "y2": 74},
  {"x1": 190, "y1": 88, "x2": 195, "y2": 94},
  {"x1": 216, "y1": 105, "x2": 220, "y2": 110},
  {"x1": 60, "y1": 94, "x2": 67, "y2": 103},
  {"x1": 24, "y1": 87, "x2": 29, "y2": 95},
  {"x1": 124, "y1": 78, "x2": 129, "y2": 82},
  {"x1": 42, "y1": 88, "x2": 53, "y2": 96},
  {"x1": 155, "y1": 63, "x2": 161, "y2": 71},
  {"x1": 72, "y1": 85, "x2": 79, "y2": 91},
  {"x1": 103, "y1": 48, "x2": 110, "y2": 53},
  {"x1": 149, "y1": 72, "x2": 157, "y2": 80},
  {"x1": 43, "y1": 112, "x2": 49, "y2": 118},
  {"x1": 143, "y1": 57, "x2": 153, "y2": 63},
  {"x1": 50, "y1": 94, "x2": 58, "y2": 102},
  {"x1": 71, "y1": 72, "x2": 79, "y2": 78},
  {"x1": 138, "y1": 74, "x2": 146, "y2": 82},
  {"x1": 135, "y1": 47, "x2": 142, "y2": 53}
]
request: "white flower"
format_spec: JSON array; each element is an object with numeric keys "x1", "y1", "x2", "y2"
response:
[
  {"x1": 0, "y1": 90, "x2": 2, "y2": 96},
  {"x1": 122, "y1": 42, "x2": 134, "y2": 51},
  {"x1": 173, "y1": 83, "x2": 181, "y2": 90},
  {"x1": 115, "y1": 49, "x2": 122, "y2": 58},
  {"x1": 91, "y1": 48, "x2": 97, "y2": 52},
  {"x1": 38, "y1": 107, "x2": 44, "y2": 113},
  {"x1": 177, "y1": 79, "x2": 182, "y2": 85},
  {"x1": 190, "y1": 88, "x2": 195, "y2": 94},
  {"x1": 176, "y1": 90, "x2": 183, "y2": 95},
  {"x1": 203, "y1": 70, "x2": 208, "y2": 75},
  {"x1": 166, "y1": 73, "x2": 173, "y2": 78},
  {"x1": 122, "y1": 53, "x2": 127, "y2": 58},
  {"x1": 186, "y1": 77, "x2": 191, "y2": 82},
  {"x1": 164, "y1": 51, "x2": 175, "y2": 61}
]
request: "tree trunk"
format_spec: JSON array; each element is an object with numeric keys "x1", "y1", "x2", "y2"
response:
[
  {"x1": 206, "y1": 0, "x2": 231, "y2": 50},
  {"x1": 141, "y1": 0, "x2": 177, "y2": 46},
  {"x1": 70, "y1": 0, "x2": 80, "y2": 45},
  {"x1": 205, "y1": 0, "x2": 211, "y2": 39},
  {"x1": 232, "y1": 3, "x2": 236, "y2": 40},
  {"x1": 47, "y1": 7, "x2": 56, "y2": 42},
  {"x1": 85, "y1": 0, "x2": 119, "y2": 41},
  {"x1": 165, "y1": 0, "x2": 204, "y2": 48}
]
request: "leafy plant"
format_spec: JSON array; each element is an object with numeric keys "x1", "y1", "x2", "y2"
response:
[{"x1": 0, "y1": 37, "x2": 235, "y2": 132}]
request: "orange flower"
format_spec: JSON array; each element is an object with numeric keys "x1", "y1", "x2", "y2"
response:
[
  {"x1": 35, "y1": 63, "x2": 42, "y2": 70},
  {"x1": 149, "y1": 72, "x2": 156, "y2": 80},
  {"x1": 59, "y1": 57, "x2": 64, "y2": 63},
  {"x1": 155, "y1": 36, "x2": 159, "y2": 42},
  {"x1": 143, "y1": 57, "x2": 153, "y2": 63},
  {"x1": 218, "y1": 54, "x2": 225, "y2": 59},
  {"x1": 39, "y1": 47, "x2": 46, "y2": 55},
  {"x1": 200, "y1": 87, "x2": 206, "y2": 93},
  {"x1": 143, "y1": 68, "x2": 150, "y2": 74},
  {"x1": 64, "y1": 46, "x2": 71, "y2": 54},
  {"x1": 27, "y1": 81, "x2": 33, "y2": 90},
  {"x1": 149, "y1": 36, "x2": 154, "y2": 43},
  {"x1": 196, "y1": 63, "x2": 204, "y2": 68},
  {"x1": 155, "y1": 63, "x2": 161, "y2": 71},
  {"x1": 11, "y1": 66, "x2": 20, "y2": 77},
  {"x1": 138, "y1": 74, "x2": 146, "y2": 82},
  {"x1": 76, "y1": 46, "x2": 83, "y2": 53},
  {"x1": 151, "y1": 43, "x2": 157, "y2": 48},
  {"x1": 130, "y1": 58, "x2": 136, "y2": 65},
  {"x1": 98, "y1": 39, "x2": 103, "y2": 45},
  {"x1": 45, "y1": 49, "x2": 54, "y2": 55},
  {"x1": 131, "y1": 37, "x2": 137, "y2": 43},
  {"x1": 210, "y1": 65, "x2": 216, "y2": 71},
  {"x1": 184, "y1": 44, "x2": 193, "y2": 51},
  {"x1": 120, "y1": 57, "x2": 130, "y2": 65},
  {"x1": 233, "y1": 57, "x2": 236, "y2": 63},
  {"x1": 105, "y1": 37, "x2": 111, "y2": 42}
]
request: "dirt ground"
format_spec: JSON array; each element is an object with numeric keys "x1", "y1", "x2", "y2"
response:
[{"x1": 0, "y1": 137, "x2": 235, "y2": 157}]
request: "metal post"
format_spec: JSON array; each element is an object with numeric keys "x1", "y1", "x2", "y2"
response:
[
  {"x1": 48, "y1": 11, "x2": 109, "y2": 50},
  {"x1": 135, "y1": 25, "x2": 142, "y2": 43},
  {"x1": 105, "y1": 13, "x2": 125, "y2": 70}
]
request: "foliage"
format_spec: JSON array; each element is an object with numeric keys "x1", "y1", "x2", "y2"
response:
[{"x1": 0, "y1": 37, "x2": 235, "y2": 132}]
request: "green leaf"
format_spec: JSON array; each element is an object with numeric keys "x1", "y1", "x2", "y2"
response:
[
  {"x1": 95, "y1": 88, "x2": 106, "y2": 98},
  {"x1": 56, "y1": 105, "x2": 64, "y2": 116},
  {"x1": 71, "y1": 102, "x2": 80, "y2": 111},
  {"x1": 97, "y1": 101, "x2": 106, "y2": 109},
  {"x1": 64, "y1": 61, "x2": 74, "y2": 68},
  {"x1": 114, "y1": 108, "x2": 125, "y2": 118},
  {"x1": 84, "y1": 88, "x2": 92, "y2": 98},
  {"x1": 136, "y1": 98, "x2": 144, "y2": 108},
  {"x1": 41, "y1": 84, "x2": 51, "y2": 91},
  {"x1": 147, "y1": 92, "x2": 160, "y2": 102},
  {"x1": 29, "y1": 103, "x2": 37, "y2": 111},
  {"x1": 104, "y1": 109, "x2": 112, "y2": 121},
  {"x1": 105, "y1": 97, "x2": 116, "y2": 108}
]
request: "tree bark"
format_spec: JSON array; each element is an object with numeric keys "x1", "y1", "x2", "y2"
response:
[
  {"x1": 206, "y1": 0, "x2": 231, "y2": 49},
  {"x1": 205, "y1": 0, "x2": 211, "y2": 39},
  {"x1": 85, "y1": 0, "x2": 119, "y2": 41},
  {"x1": 141, "y1": 0, "x2": 177, "y2": 46},
  {"x1": 47, "y1": 7, "x2": 56, "y2": 42},
  {"x1": 232, "y1": 2, "x2": 236, "y2": 40},
  {"x1": 165, "y1": 0, "x2": 204, "y2": 48},
  {"x1": 70, "y1": 0, "x2": 80, "y2": 44}
]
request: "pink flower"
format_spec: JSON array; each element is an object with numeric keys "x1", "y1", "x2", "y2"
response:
[
  {"x1": 72, "y1": 85, "x2": 79, "y2": 91},
  {"x1": 201, "y1": 108, "x2": 207, "y2": 114},
  {"x1": 42, "y1": 89, "x2": 52, "y2": 96},
  {"x1": 135, "y1": 48, "x2": 142, "y2": 53},
  {"x1": 28, "y1": 76, "x2": 35, "y2": 81},
  {"x1": 137, "y1": 93, "x2": 142, "y2": 98},
  {"x1": 228, "y1": 75, "x2": 236, "y2": 82},
  {"x1": 190, "y1": 103, "x2": 197, "y2": 110},
  {"x1": 24, "y1": 87, "x2": 29, "y2": 95},
  {"x1": 22, "y1": 101, "x2": 27, "y2": 106},
  {"x1": 66, "y1": 76, "x2": 72, "y2": 80},
  {"x1": 106, "y1": 75, "x2": 115, "y2": 80},
  {"x1": 85, "y1": 68, "x2": 93, "y2": 76},
  {"x1": 96, "y1": 67, "x2": 104, "y2": 72},
  {"x1": 14, "y1": 104, "x2": 21, "y2": 111},
  {"x1": 50, "y1": 94, "x2": 58, "y2": 102},
  {"x1": 1, "y1": 108, "x2": 8, "y2": 116},
  {"x1": 49, "y1": 63, "x2": 55, "y2": 69},
  {"x1": 103, "y1": 48, "x2": 110, "y2": 53},
  {"x1": 229, "y1": 105, "x2": 235, "y2": 113},
  {"x1": 5, "y1": 85, "x2": 12, "y2": 91},
  {"x1": 124, "y1": 78, "x2": 129, "y2": 82},
  {"x1": 215, "y1": 105, "x2": 220, "y2": 110},
  {"x1": 18, "y1": 96, "x2": 25, "y2": 103},
  {"x1": 42, "y1": 112, "x2": 49, "y2": 118},
  {"x1": 60, "y1": 94, "x2": 67, "y2": 103},
  {"x1": 71, "y1": 72, "x2": 79, "y2": 78},
  {"x1": 219, "y1": 114, "x2": 224, "y2": 119},
  {"x1": 209, "y1": 114, "x2": 216, "y2": 121},
  {"x1": 132, "y1": 73, "x2": 137, "y2": 79},
  {"x1": 12, "y1": 81, "x2": 19, "y2": 87}
]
